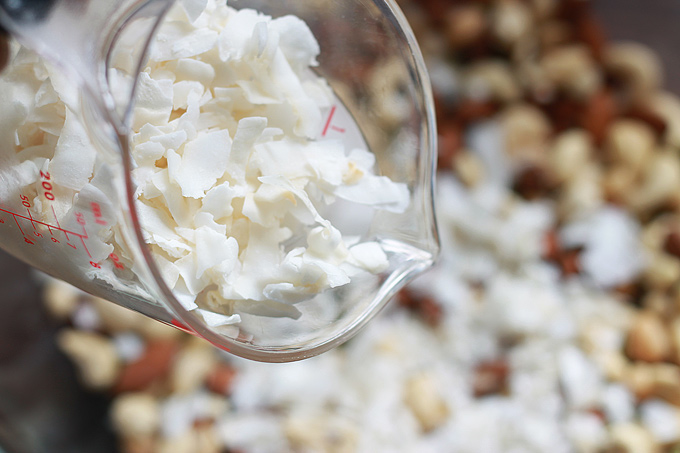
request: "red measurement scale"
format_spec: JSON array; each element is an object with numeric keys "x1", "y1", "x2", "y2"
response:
[
  {"x1": 0, "y1": 194, "x2": 124, "y2": 270},
  {"x1": 0, "y1": 205, "x2": 88, "y2": 253},
  {"x1": 319, "y1": 102, "x2": 368, "y2": 152}
]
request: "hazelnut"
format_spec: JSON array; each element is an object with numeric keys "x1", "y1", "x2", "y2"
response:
[
  {"x1": 398, "y1": 289, "x2": 444, "y2": 327},
  {"x1": 669, "y1": 318, "x2": 680, "y2": 364},
  {"x1": 625, "y1": 311, "x2": 672, "y2": 363},
  {"x1": 538, "y1": 20, "x2": 572, "y2": 51},
  {"x1": 558, "y1": 164, "x2": 603, "y2": 220},
  {"x1": 453, "y1": 149, "x2": 485, "y2": 188},
  {"x1": 608, "y1": 423, "x2": 657, "y2": 453},
  {"x1": 473, "y1": 359, "x2": 509, "y2": 397},
  {"x1": 581, "y1": 89, "x2": 619, "y2": 145},
  {"x1": 445, "y1": 4, "x2": 486, "y2": 49},
  {"x1": 623, "y1": 362, "x2": 656, "y2": 400},
  {"x1": 643, "y1": 253, "x2": 680, "y2": 292},
  {"x1": 114, "y1": 339, "x2": 180, "y2": 393},
  {"x1": 438, "y1": 120, "x2": 463, "y2": 170},
  {"x1": 463, "y1": 60, "x2": 521, "y2": 104},
  {"x1": 512, "y1": 165, "x2": 554, "y2": 200},
  {"x1": 57, "y1": 329, "x2": 120, "y2": 390},
  {"x1": 605, "y1": 42, "x2": 663, "y2": 100},
  {"x1": 627, "y1": 149, "x2": 680, "y2": 214},
  {"x1": 501, "y1": 103, "x2": 552, "y2": 162},
  {"x1": 598, "y1": 351, "x2": 629, "y2": 382},
  {"x1": 651, "y1": 363, "x2": 680, "y2": 406},
  {"x1": 515, "y1": 60, "x2": 555, "y2": 104},
  {"x1": 284, "y1": 413, "x2": 358, "y2": 452},
  {"x1": 206, "y1": 364, "x2": 237, "y2": 396},
  {"x1": 541, "y1": 45, "x2": 602, "y2": 99},
  {"x1": 648, "y1": 91, "x2": 680, "y2": 149},
  {"x1": 605, "y1": 119, "x2": 656, "y2": 173},
  {"x1": 404, "y1": 373, "x2": 450, "y2": 432},
  {"x1": 642, "y1": 215, "x2": 680, "y2": 250},
  {"x1": 641, "y1": 291, "x2": 674, "y2": 318},
  {"x1": 158, "y1": 424, "x2": 222, "y2": 453},
  {"x1": 548, "y1": 129, "x2": 593, "y2": 184},
  {"x1": 603, "y1": 165, "x2": 638, "y2": 205},
  {"x1": 120, "y1": 436, "x2": 156, "y2": 453},
  {"x1": 43, "y1": 279, "x2": 80, "y2": 320},
  {"x1": 665, "y1": 231, "x2": 680, "y2": 259},
  {"x1": 531, "y1": 0, "x2": 558, "y2": 20},
  {"x1": 111, "y1": 392, "x2": 161, "y2": 438},
  {"x1": 170, "y1": 344, "x2": 217, "y2": 394},
  {"x1": 491, "y1": 0, "x2": 533, "y2": 48}
]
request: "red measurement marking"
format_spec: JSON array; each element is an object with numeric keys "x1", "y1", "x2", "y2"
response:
[
  {"x1": 26, "y1": 209, "x2": 36, "y2": 230},
  {"x1": 13, "y1": 215, "x2": 24, "y2": 236},
  {"x1": 80, "y1": 227, "x2": 91, "y2": 258},
  {"x1": 322, "y1": 105, "x2": 337, "y2": 137},
  {"x1": 40, "y1": 173, "x2": 55, "y2": 200},
  {"x1": 0, "y1": 208, "x2": 83, "y2": 238},
  {"x1": 331, "y1": 125, "x2": 346, "y2": 133},
  {"x1": 109, "y1": 253, "x2": 124, "y2": 270},
  {"x1": 91, "y1": 202, "x2": 107, "y2": 225},
  {"x1": 51, "y1": 205, "x2": 70, "y2": 241}
]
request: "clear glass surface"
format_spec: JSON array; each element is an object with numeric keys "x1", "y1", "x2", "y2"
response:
[{"x1": 0, "y1": 0, "x2": 438, "y2": 362}]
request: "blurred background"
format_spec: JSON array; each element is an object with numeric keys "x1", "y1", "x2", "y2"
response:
[{"x1": 3, "y1": 0, "x2": 680, "y2": 451}]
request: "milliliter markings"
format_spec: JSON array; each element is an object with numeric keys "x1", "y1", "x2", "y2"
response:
[{"x1": 0, "y1": 207, "x2": 87, "y2": 251}]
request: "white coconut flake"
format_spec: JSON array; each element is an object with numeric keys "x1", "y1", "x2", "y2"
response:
[
  {"x1": 179, "y1": 0, "x2": 208, "y2": 24},
  {"x1": 0, "y1": 0, "x2": 410, "y2": 332},
  {"x1": 49, "y1": 109, "x2": 97, "y2": 191},
  {"x1": 171, "y1": 129, "x2": 231, "y2": 198},
  {"x1": 561, "y1": 206, "x2": 645, "y2": 287},
  {"x1": 270, "y1": 15, "x2": 320, "y2": 72},
  {"x1": 196, "y1": 308, "x2": 241, "y2": 327},
  {"x1": 348, "y1": 242, "x2": 389, "y2": 274}
]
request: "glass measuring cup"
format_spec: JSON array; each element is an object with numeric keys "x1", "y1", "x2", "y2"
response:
[{"x1": 0, "y1": 0, "x2": 439, "y2": 362}]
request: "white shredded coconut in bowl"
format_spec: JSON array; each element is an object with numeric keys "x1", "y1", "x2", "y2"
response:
[
  {"x1": 124, "y1": 0, "x2": 410, "y2": 320},
  {"x1": 0, "y1": 0, "x2": 412, "y2": 331}
]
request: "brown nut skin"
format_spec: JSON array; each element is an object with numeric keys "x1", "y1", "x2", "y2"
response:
[
  {"x1": 437, "y1": 120, "x2": 463, "y2": 171},
  {"x1": 445, "y1": 4, "x2": 487, "y2": 49},
  {"x1": 113, "y1": 339, "x2": 180, "y2": 394},
  {"x1": 473, "y1": 359, "x2": 510, "y2": 397},
  {"x1": 0, "y1": 29, "x2": 8, "y2": 74},
  {"x1": 512, "y1": 165, "x2": 554, "y2": 201},
  {"x1": 205, "y1": 364, "x2": 237, "y2": 396},
  {"x1": 581, "y1": 89, "x2": 619, "y2": 146}
]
